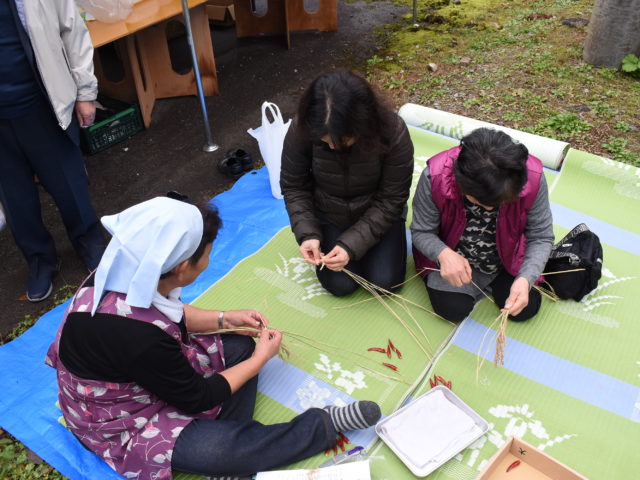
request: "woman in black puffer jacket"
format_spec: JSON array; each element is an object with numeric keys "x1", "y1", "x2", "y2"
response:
[{"x1": 280, "y1": 71, "x2": 414, "y2": 296}]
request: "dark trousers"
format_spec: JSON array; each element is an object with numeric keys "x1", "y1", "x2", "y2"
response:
[
  {"x1": 317, "y1": 219, "x2": 407, "y2": 296},
  {"x1": 172, "y1": 335, "x2": 336, "y2": 477},
  {"x1": 425, "y1": 270, "x2": 542, "y2": 323},
  {"x1": 0, "y1": 99, "x2": 104, "y2": 279}
]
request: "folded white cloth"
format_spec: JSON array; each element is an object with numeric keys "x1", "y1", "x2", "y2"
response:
[{"x1": 379, "y1": 390, "x2": 482, "y2": 469}]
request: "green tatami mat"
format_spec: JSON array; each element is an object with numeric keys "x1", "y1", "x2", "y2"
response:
[
  {"x1": 406, "y1": 346, "x2": 640, "y2": 480},
  {"x1": 551, "y1": 148, "x2": 640, "y2": 234},
  {"x1": 176, "y1": 131, "x2": 639, "y2": 480},
  {"x1": 174, "y1": 227, "x2": 456, "y2": 479}
]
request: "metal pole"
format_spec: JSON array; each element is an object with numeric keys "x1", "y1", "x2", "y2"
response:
[
  {"x1": 412, "y1": 0, "x2": 418, "y2": 26},
  {"x1": 180, "y1": 0, "x2": 219, "y2": 152}
]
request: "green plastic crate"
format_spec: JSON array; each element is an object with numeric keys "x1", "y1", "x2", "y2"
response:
[{"x1": 80, "y1": 97, "x2": 143, "y2": 155}]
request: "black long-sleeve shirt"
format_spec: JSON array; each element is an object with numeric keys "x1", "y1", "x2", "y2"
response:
[{"x1": 59, "y1": 311, "x2": 231, "y2": 414}]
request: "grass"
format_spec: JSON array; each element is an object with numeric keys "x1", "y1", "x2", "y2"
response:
[
  {"x1": 0, "y1": 284, "x2": 75, "y2": 480},
  {"x1": 0, "y1": 433, "x2": 65, "y2": 480},
  {"x1": 366, "y1": 0, "x2": 640, "y2": 167}
]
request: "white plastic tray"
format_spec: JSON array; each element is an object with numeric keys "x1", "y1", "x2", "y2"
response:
[{"x1": 375, "y1": 386, "x2": 489, "y2": 477}]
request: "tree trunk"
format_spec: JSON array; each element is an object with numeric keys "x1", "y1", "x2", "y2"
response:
[{"x1": 583, "y1": 0, "x2": 640, "y2": 68}]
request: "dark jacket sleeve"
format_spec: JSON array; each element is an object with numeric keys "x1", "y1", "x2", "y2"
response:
[
  {"x1": 280, "y1": 122, "x2": 323, "y2": 245},
  {"x1": 337, "y1": 116, "x2": 414, "y2": 260}
]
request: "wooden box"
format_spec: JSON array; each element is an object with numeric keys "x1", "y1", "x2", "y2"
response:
[{"x1": 477, "y1": 437, "x2": 588, "y2": 480}]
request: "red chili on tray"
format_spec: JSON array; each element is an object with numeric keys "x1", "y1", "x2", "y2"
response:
[
  {"x1": 506, "y1": 460, "x2": 521, "y2": 472},
  {"x1": 382, "y1": 362, "x2": 398, "y2": 371}
]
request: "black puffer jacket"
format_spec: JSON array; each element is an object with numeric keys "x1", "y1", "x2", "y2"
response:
[{"x1": 280, "y1": 113, "x2": 414, "y2": 261}]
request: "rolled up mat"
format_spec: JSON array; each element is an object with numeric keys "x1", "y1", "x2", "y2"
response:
[{"x1": 398, "y1": 103, "x2": 569, "y2": 170}]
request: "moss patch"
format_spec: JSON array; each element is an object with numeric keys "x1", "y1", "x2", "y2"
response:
[{"x1": 367, "y1": 0, "x2": 640, "y2": 165}]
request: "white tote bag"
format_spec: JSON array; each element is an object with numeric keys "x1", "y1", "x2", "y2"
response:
[{"x1": 247, "y1": 102, "x2": 291, "y2": 199}]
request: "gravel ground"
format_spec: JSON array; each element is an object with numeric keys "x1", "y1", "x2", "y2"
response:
[{"x1": 0, "y1": 0, "x2": 407, "y2": 337}]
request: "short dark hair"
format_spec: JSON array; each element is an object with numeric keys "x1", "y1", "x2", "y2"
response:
[
  {"x1": 189, "y1": 202, "x2": 222, "y2": 265},
  {"x1": 296, "y1": 70, "x2": 395, "y2": 152},
  {"x1": 454, "y1": 128, "x2": 529, "y2": 207},
  {"x1": 160, "y1": 203, "x2": 221, "y2": 278}
]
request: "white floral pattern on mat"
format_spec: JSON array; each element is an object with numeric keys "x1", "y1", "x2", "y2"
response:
[
  {"x1": 253, "y1": 255, "x2": 329, "y2": 318},
  {"x1": 582, "y1": 156, "x2": 640, "y2": 201},
  {"x1": 295, "y1": 381, "x2": 331, "y2": 409},
  {"x1": 443, "y1": 403, "x2": 575, "y2": 477},
  {"x1": 555, "y1": 266, "x2": 636, "y2": 328},
  {"x1": 314, "y1": 354, "x2": 367, "y2": 395}
]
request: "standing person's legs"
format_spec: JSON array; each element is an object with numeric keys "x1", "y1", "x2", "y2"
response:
[
  {"x1": 16, "y1": 103, "x2": 104, "y2": 271},
  {"x1": 489, "y1": 270, "x2": 542, "y2": 321},
  {"x1": 361, "y1": 219, "x2": 407, "y2": 291},
  {"x1": 316, "y1": 222, "x2": 361, "y2": 296},
  {"x1": 0, "y1": 116, "x2": 59, "y2": 300}
]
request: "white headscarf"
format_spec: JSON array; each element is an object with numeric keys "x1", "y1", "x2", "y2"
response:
[{"x1": 92, "y1": 197, "x2": 204, "y2": 321}]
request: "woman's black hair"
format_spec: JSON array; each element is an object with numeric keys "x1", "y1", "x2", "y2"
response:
[
  {"x1": 160, "y1": 203, "x2": 221, "y2": 278},
  {"x1": 454, "y1": 128, "x2": 529, "y2": 207},
  {"x1": 296, "y1": 70, "x2": 395, "y2": 152},
  {"x1": 189, "y1": 203, "x2": 222, "y2": 265}
]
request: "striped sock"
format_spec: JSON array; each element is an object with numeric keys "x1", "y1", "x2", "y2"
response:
[{"x1": 323, "y1": 401, "x2": 381, "y2": 433}]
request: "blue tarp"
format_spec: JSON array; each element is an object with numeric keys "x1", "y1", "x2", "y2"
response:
[{"x1": 0, "y1": 168, "x2": 288, "y2": 480}]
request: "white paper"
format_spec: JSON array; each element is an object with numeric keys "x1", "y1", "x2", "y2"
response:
[
  {"x1": 255, "y1": 460, "x2": 370, "y2": 480},
  {"x1": 378, "y1": 389, "x2": 482, "y2": 469}
]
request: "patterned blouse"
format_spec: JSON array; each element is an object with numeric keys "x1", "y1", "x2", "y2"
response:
[{"x1": 456, "y1": 198, "x2": 501, "y2": 274}]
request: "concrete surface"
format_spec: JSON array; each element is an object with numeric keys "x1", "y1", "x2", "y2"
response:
[{"x1": 0, "y1": 0, "x2": 407, "y2": 336}]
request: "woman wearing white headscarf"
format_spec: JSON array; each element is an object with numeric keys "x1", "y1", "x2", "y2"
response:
[{"x1": 45, "y1": 197, "x2": 381, "y2": 480}]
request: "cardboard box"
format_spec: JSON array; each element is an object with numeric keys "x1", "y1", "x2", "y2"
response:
[
  {"x1": 206, "y1": 2, "x2": 235, "y2": 26},
  {"x1": 477, "y1": 437, "x2": 588, "y2": 480}
]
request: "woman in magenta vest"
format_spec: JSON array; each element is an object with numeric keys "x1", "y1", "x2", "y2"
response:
[
  {"x1": 411, "y1": 128, "x2": 554, "y2": 323},
  {"x1": 46, "y1": 197, "x2": 381, "y2": 480}
]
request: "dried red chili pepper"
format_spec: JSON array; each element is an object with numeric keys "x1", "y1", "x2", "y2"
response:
[
  {"x1": 324, "y1": 448, "x2": 331, "y2": 456},
  {"x1": 336, "y1": 436, "x2": 345, "y2": 451},
  {"x1": 506, "y1": 460, "x2": 521, "y2": 472},
  {"x1": 429, "y1": 375, "x2": 437, "y2": 388},
  {"x1": 446, "y1": 381, "x2": 452, "y2": 389},
  {"x1": 332, "y1": 445, "x2": 338, "y2": 456},
  {"x1": 395, "y1": 348, "x2": 403, "y2": 359},
  {"x1": 386, "y1": 346, "x2": 392, "y2": 358},
  {"x1": 367, "y1": 347, "x2": 387, "y2": 353},
  {"x1": 340, "y1": 433, "x2": 350, "y2": 444},
  {"x1": 388, "y1": 339, "x2": 397, "y2": 351},
  {"x1": 382, "y1": 362, "x2": 398, "y2": 371},
  {"x1": 436, "y1": 375, "x2": 447, "y2": 385}
]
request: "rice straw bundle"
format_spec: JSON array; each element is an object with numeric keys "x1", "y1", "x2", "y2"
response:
[
  {"x1": 533, "y1": 283, "x2": 560, "y2": 302},
  {"x1": 208, "y1": 326, "x2": 292, "y2": 359},
  {"x1": 474, "y1": 309, "x2": 509, "y2": 383},
  {"x1": 341, "y1": 268, "x2": 434, "y2": 358},
  {"x1": 493, "y1": 310, "x2": 509, "y2": 366},
  {"x1": 533, "y1": 268, "x2": 586, "y2": 301},
  {"x1": 202, "y1": 326, "x2": 410, "y2": 384}
]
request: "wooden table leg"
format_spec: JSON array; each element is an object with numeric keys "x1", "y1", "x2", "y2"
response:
[
  {"x1": 126, "y1": 34, "x2": 156, "y2": 128},
  {"x1": 233, "y1": 0, "x2": 286, "y2": 38},
  {"x1": 137, "y1": 4, "x2": 218, "y2": 100}
]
